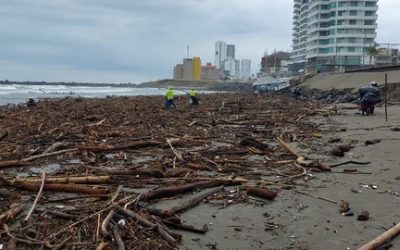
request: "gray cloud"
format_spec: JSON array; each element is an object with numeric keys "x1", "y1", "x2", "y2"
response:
[{"x1": 0, "y1": 0, "x2": 397, "y2": 83}]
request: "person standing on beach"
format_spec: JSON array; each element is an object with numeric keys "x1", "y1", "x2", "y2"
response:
[
  {"x1": 165, "y1": 87, "x2": 177, "y2": 108},
  {"x1": 188, "y1": 88, "x2": 198, "y2": 106}
]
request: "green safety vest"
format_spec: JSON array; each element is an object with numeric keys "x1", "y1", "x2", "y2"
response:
[
  {"x1": 189, "y1": 90, "x2": 196, "y2": 97},
  {"x1": 166, "y1": 89, "x2": 174, "y2": 100}
]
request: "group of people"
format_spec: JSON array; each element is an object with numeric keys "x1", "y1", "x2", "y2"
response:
[{"x1": 164, "y1": 87, "x2": 198, "y2": 109}]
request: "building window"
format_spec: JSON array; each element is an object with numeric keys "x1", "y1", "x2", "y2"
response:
[
  {"x1": 350, "y1": 1, "x2": 358, "y2": 7},
  {"x1": 364, "y1": 20, "x2": 375, "y2": 25},
  {"x1": 365, "y1": 11, "x2": 374, "y2": 16},
  {"x1": 348, "y1": 47, "x2": 356, "y2": 52},
  {"x1": 350, "y1": 10, "x2": 357, "y2": 16},
  {"x1": 349, "y1": 20, "x2": 357, "y2": 25}
]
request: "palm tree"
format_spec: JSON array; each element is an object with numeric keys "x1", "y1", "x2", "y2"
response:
[{"x1": 366, "y1": 43, "x2": 379, "y2": 65}]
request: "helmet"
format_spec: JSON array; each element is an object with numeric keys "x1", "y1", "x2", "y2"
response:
[{"x1": 370, "y1": 81, "x2": 378, "y2": 87}]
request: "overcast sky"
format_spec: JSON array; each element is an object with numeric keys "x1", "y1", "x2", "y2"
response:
[{"x1": 0, "y1": 0, "x2": 398, "y2": 84}]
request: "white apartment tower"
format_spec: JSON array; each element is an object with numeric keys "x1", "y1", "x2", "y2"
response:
[
  {"x1": 215, "y1": 41, "x2": 227, "y2": 70},
  {"x1": 291, "y1": 0, "x2": 378, "y2": 72},
  {"x1": 240, "y1": 59, "x2": 251, "y2": 80}
]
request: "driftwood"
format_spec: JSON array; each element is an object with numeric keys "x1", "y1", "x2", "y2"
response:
[
  {"x1": 162, "y1": 218, "x2": 208, "y2": 234},
  {"x1": 141, "y1": 180, "x2": 241, "y2": 201},
  {"x1": 246, "y1": 187, "x2": 277, "y2": 200},
  {"x1": 295, "y1": 190, "x2": 337, "y2": 204},
  {"x1": 101, "y1": 210, "x2": 115, "y2": 237},
  {"x1": 112, "y1": 225, "x2": 125, "y2": 250},
  {"x1": 149, "y1": 186, "x2": 224, "y2": 218},
  {"x1": 79, "y1": 140, "x2": 163, "y2": 152},
  {"x1": 276, "y1": 137, "x2": 330, "y2": 171},
  {"x1": 12, "y1": 180, "x2": 111, "y2": 195},
  {"x1": 358, "y1": 221, "x2": 400, "y2": 250},
  {"x1": 24, "y1": 172, "x2": 46, "y2": 221},
  {"x1": 23, "y1": 175, "x2": 111, "y2": 184},
  {"x1": 0, "y1": 203, "x2": 23, "y2": 223},
  {"x1": 114, "y1": 205, "x2": 178, "y2": 246}
]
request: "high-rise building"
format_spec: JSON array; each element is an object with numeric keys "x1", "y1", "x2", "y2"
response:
[
  {"x1": 173, "y1": 57, "x2": 201, "y2": 81},
  {"x1": 192, "y1": 57, "x2": 202, "y2": 80},
  {"x1": 227, "y1": 44, "x2": 236, "y2": 60},
  {"x1": 183, "y1": 58, "x2": 193, "y2": 80},
  {"x1": 224, "y1": 58, "x2": 236, "y2": 77},
  {"x1": 291, "y1": 0, "x2": 378, "y2": 73},
  {"x1": 215, "y1": 41, "x2": 227, "y2": 69},
  {"x1": 240, "y1": 59, "x2": 251, "y2": 80}
]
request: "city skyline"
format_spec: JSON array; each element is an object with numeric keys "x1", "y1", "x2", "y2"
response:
[{"x1": 1, "y1": 0, "x2": 399, "y2": 83}]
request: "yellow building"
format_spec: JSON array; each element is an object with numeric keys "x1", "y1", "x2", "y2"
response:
[{"x1": 192, "y1": 57, "x2": 201, "y2": 81}]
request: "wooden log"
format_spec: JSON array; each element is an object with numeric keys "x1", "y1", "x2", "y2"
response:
[
  {"x1": 0, "y1": 203, "x2": 23, "y2": 223},
  {"x1": 101, "y1": 210, "x2": 114, "y2": 237},
  {"x1": 0, "y1": 160, "x2": 29, "y2": 169},
  {"x1": 162, "y1": 219, "x2": 208, "y2": 234},
  {"x1": 276, "y1": 137, "x2": 330, "y2": 172},
  {"x1": 112, "y1": 225, "x2": 125, "y2": 250},
  {"x1": 24, "y1": 172, "x2": 46, "y2": 221},
  {"x1": 359, "y1": 222, "x2": 400, "y2": 250},
  {"x1": 114, "y1": 205, "x2": 178, "y2": 246},
  {"x1": 246, "y1": 187, "x2": 277, "y2": 200},
  {"x1": 12, "y1": 180, "x2": 111, "y2": 195},
  {"x1": 150, "y1": 186, "x2": 224, "y2": 218},
  {"x1": 79, "y1": 140, "x2": 163, "y2": 152},
  {"x1": 142, "y1": 180, "x2": 241, "y2": 201},
  {"x1": 23, "y1": 176, "x2": 111, "y2": 184}
]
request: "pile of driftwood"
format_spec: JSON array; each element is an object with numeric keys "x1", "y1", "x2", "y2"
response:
[{"x1": 0, "y1": 93, "x2": 334, "y2": 249}]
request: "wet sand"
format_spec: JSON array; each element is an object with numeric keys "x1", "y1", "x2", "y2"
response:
[{"x1": 178, "y1": 105, "x2": 400, "y2": 250}]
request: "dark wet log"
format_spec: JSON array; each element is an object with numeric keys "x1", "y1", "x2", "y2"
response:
[
  {"x1": 12, "y1": 180, "x2": 111, "y2": 195},
  {"x1": 246, "y1": 187, "x2": 277, "y2": 200},
  {"x1": 141, "y1": 180, "x2": 241, "y2": 201},
  {"x1": 114, "y1": 205, "x2": 178, "y2": 246},
  {"x1": 0, "y1": 160, "x2": 29, "y2": 169},
  {"x1": 149, "y1": 186, "x2": 224, "y2": 218},
  {"x1": 0, "y1": 203, "x2": 23, "y2": 223},
  {"x1": 162, "y1": 218, "x2": 208, "y2": 234},
  {"x1": 112, "y1": 225, "x2": 125, "y2": 250},
  {"x1": 79, "y1": 140, "x2": 163, "y2": 152}
]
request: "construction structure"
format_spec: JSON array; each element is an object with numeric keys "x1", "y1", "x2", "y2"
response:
[
  {"x1": 173, "y1": 57, "x2": 202, "y2": 81},
  {"x1": 291, "y1": 0, "x2": 379, "y2": 74}
]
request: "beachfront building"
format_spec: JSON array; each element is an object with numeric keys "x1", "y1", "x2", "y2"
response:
[{"x1": 291, "y1": 0, "x2": 379, "y2": 74}]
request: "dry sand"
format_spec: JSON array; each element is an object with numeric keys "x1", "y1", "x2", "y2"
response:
[
  {"x1": 301, "y1": 71, "x2": 400, "y2": 90},
  {"x1": 177, "y1": 104, "x2": 400, "y2": 250}
]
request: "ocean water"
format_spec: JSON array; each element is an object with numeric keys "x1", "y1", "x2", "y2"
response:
[{"x1": 0, "y1": 84, "x2": 196, "y2": 106}]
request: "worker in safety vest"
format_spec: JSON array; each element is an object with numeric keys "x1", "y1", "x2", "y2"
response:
[
  {"x1": 164, "y1": 87, "x2": 177, "y2": 108},
  {"x1": 188, "y1": 88, "x2": 198, "y2": 106}
]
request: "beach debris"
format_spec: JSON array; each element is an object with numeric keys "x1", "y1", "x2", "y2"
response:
[
  {"x1": 357, "y1": 211, "x2": 370, "y2": 221},
  {"x1": 361, "y1": 184, "x2": 379, "y2": 190},
  {"x1": 359, "y1": 221, "x2": 400, "y2": 250},
  {"x1": 246, "y1": 187, "x2": 277, "y2": 200},
  {"x1": 339, "y1": 200, "x2": 350, "y2": 214},
  {"x1": 365, "y1": 139, "x2": 382, "y2": 146},
  {"x1": 0, "y1": 93, "x2": 341, "y2": 248}
]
